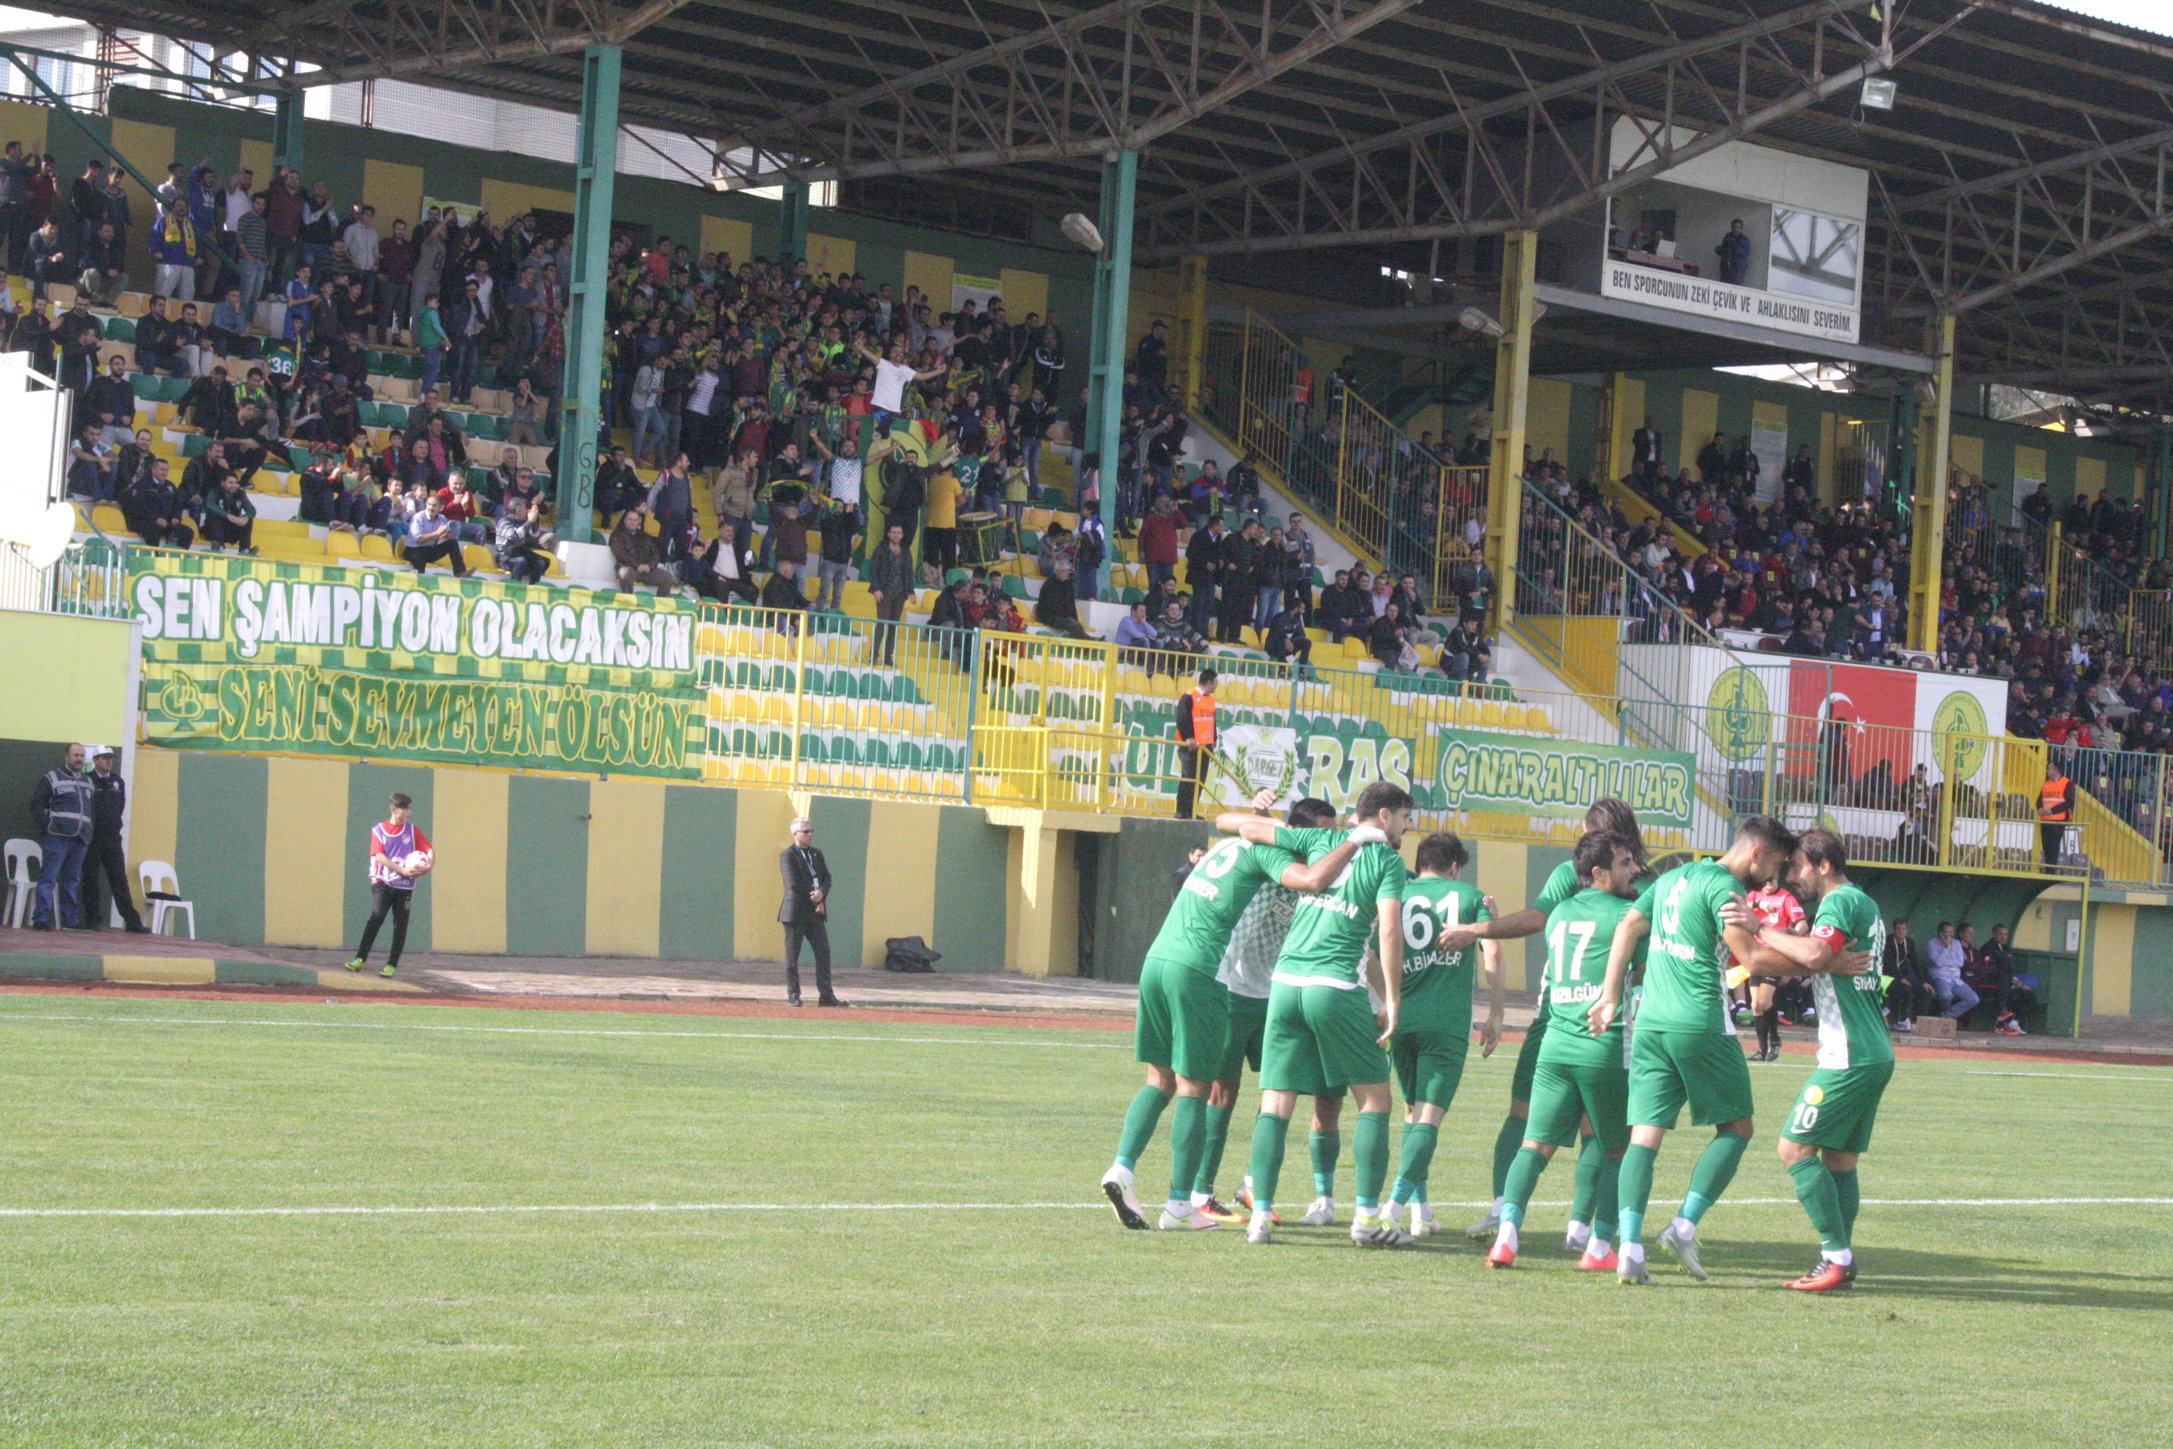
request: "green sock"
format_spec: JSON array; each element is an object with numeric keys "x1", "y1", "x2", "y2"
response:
[
  {"x1": 1787, "y1": 1155, "x2": 1849, "y2": 1254},
  {"x1": 1679, "y1": 1129, "x2": 1749, "y2": 1225},
  {"x1": 1491, "y1": 1113, "x2": 1525, "y2": 1197},
  {"x1": 1501, "y1": 1145, "x2": 1549, "y2": 1228},
  {"x1": 1309, "y1": 1129, "x2": 1340, "y2": 1198},
  {"x1": 1246, "y1": 1112, "x2": 1291, "y2": 1214},
  {"x1": 1593, "y1": 1152, "x2": 1623, "y2": 1242},
  {"x1": 1114, "y1": 1085, "x2": 1169, "y2": 1172},
  {"x1": 1390, "y1": 1122, "x2": 1439, "y2": 1206},
  {"x1": 1194, "y1": 1102, "x2": 1235, "y2": 1197},
  {"x1": 1617, "y1": 1143, "x2": 1658, "y2": 1246},
  {"x1": 1352, "y1": 1111, "x2": 1391, "y2": 1212},
  {"x1": 1569, "y1": 1135, "x2": 1602, "y2": 1225},
  {"x1": 1166, "y1": 1095, "x2": 1207, "y2": 1211},
  {"x1": 1833, "y1": 1169, "x2": 1861, "y2": 1240}
]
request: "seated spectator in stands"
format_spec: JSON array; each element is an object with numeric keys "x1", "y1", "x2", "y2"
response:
[
  {"x1": 84, "y1": 356, "x2": 135, "y2": 447},
  {"x1": 1114, "y1": 601, "x2": 1158, "y2": 666},
  {"x1": 609, "y1": 503, "x2": 675, "y2": 594},
  {"x1": 180, "y1": 364, "x2": 237, "y2": 435},
  {"x1": 1035, "y1": 558, "x2": 1094, "y2": 640},
  {"x1": 762, "y1": 557, "x2": 808, "y2": 632},
  {"x1": 77, "y1": 220, "x2": 124, "y2": 305},
  {"x1": 436, "y1": 474, "x2": 490, "y2": 544},
  {"x1": 1370, "y1": 601, "x2": 1418, "y2": 670},
  {"x1": 24, "y1": 219, "x2": 66, "y2": 300},
  {"x1": 66, "y1": 424, "x2": 116, "y2": 502},
  {"x1": 133, "y1": 295, "x2": 184, "y2": 375},
  {"x1": 283, "y1": 263, "x2": 318, "y2": 347},
  {"x1": 398, "y1": 437, "x2": 448, "y2": 494},
  {"x1": 1969, "y1": 921, "x2": 2035, "y2": 1035},
  {"x1": 1265, "y1": 603, "x2": 1311, "y2": 669},
  {"x1": 1153, "y1": 597, "x2": 1206, "y2": 662},
  {"x1": 493, "y1": 496, "x2": 553, "y2": 584},
  {"x1": 1317, "y1": 569, "x2": 1366, "y2": 642},
  {"x1": 1924, "y1": 920, "x2": 1979, "y2": 1021},
  {"x1": 208, "y1": 287, "x2": 257, "y2": 359},
  {"x1": 1037, "y1": 519, "x2": 1077, "y2": 579},
  {"x1": 397, "y1": 491, "x2": 469, "y2": 575},
  {"x1": 122, "y1": 457, "x2": 192, "y2": 550},
  {"x1": 197, "y1": 472, "x2": 257, "y2": 554},
  {"x1": 593, "y1": 445, "x2": 644, "y2": 527},
  {"x1": 700, "y1": 517, "x2": 760, "y2": 605},
  {"x1": 112, "y1": 428, "x2": 156, "y2": 500},
  {"x1": 927, "y1": 575, "x2": 976, "y2": 666},
  {"x1": 299, "y1": 449, "x2": 344, "y2": 524},
  {"x1": 383, "y1": 481, "x2": 427, "y2": 544},
  {"x1": 1228, "y1": 452, "x2": 1262, "y2": 509},
  {"x1": 1442, "y1": 616, "x2": 1492, "y2": 684}
]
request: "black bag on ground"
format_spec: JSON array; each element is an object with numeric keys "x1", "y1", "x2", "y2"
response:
[{"x1": 884, "y1": 935, "x2": 941, "y2": 973}]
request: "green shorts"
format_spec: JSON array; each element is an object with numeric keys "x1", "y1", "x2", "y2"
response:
[
  {"x1": 1134, "y1": 954, "x2": 1228, "y2": 1082},
  {"x1": 1627, "y1": 1027, "x2": 1754, "y2": 1130},
  {"x1": 1510, "y1": 1014, "x2": 1547, "y2": 1102},
  {"x1": 1391, "y1": 1028, "x2": 1469, "y2": 1110},
  {"x1": 1260, "y1": 982, "x2": 1388, "y2": 1095},
  {"x1": 1782, "y1": 1062, "x2": 1894, "y2": 1154},
  {"x1": 1215, "y1": 991, "x2": 1271, "y2": 1082},
  {"x1": 1527, "y1": 1055, "x2": 1630, "y2": 1151}
]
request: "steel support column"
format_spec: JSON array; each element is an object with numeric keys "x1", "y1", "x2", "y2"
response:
[
  {"x1": 1907, "y1": 314, "x2": 1956, "y2": 655},
  {"x1": 272, "y1": 87, "x2": 304, "y2": 176},
  {"x1": 779, "y1": 180, "x2": 809, "y2": 265},
  {"x1": 1175, "y1": 252, "x2": 1208, "y2": 410},
  {"x1": 1081, "y1": 150, "x2": 1138, "y2": 599},
  {"x1": 1484, "y1": 230, "x2": 1536, "y2": 640},
  {"x1": 556, "y1": 43, "x2": 620, "y2": 545}
]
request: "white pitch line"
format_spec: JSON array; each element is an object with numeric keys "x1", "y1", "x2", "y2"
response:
[
  {"x1": 0, "y1": 1012, "x2": 1126, "y2": 1050},
  {"x1": 0, "y1": 1197, "x2": 2166, "y2": 1221},
  {"x1": 1963, "y1": 1070, "x2": 2173, "y2": 1083}
]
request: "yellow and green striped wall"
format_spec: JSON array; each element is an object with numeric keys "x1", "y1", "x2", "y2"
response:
[{"x1": 120, "y1": 751, "x2": 1018, "y2": 971}]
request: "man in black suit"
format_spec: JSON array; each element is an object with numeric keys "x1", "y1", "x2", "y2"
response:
[
  {"x1": 1630, "y1": 415, "x2": 1663, "y2": 483},
  {"x1": 778, "y1": 816, "x2": 846, "y2": 1007}
]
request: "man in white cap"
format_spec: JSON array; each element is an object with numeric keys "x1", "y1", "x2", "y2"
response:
[{"x1": 777, "y1": 817, "x2": 846, "y2": 1007}]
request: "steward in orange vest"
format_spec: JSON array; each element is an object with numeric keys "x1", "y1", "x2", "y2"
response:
[{"x1": 1174, "y1": 667, "x2": 1219, "y2": 821}]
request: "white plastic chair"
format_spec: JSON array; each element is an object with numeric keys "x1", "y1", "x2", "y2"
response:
[
  {"x1": 138, "y1": 859, "x2": 195, "y2": 939},
  {"x1": 3, "y1": 838, "x2": 40, "y2": 929}
]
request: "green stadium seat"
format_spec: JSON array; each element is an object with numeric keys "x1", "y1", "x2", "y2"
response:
[
  {"x1": 862, "y1": 738, "x2": 891, "y2": 767},
  {"x1": 101, "y1": 315, "x2": 135, "y2": 342},
  {"x1": 379, "y1": 403, "x2": 409, "y2": 429},
  {"x1": 130, "y1": 373, "x2": 164, "y2": 401},
  {"x1": 892, "y1": 740, "x2": 924, "y2": 769},
  {"x1": 159, "y1": 376, "x2": 193, "y2": 403},
  {"x1": 181, "y1": 432, "x2": 211, "y2": 458}
]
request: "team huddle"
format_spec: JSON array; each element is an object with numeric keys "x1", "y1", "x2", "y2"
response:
[{"x1": 1100, "y1": 790, "x2": 1893, "y2": 1291}]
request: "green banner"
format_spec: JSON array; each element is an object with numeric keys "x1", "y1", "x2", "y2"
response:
[
  {"x1": 1434, "y1": 729, "x2": 1695, "y2": 830},
  {"x1": 126, "y1": 552, "x2": 705, "y2": 778},
  {"x1": 140, "y1": 662, "x2": 701, "y2": 778}
]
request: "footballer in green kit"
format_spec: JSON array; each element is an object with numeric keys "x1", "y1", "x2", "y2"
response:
[
  {"x1": 1381, "y1": 832, "x2": 1503, "y2": 1237},
  {"x1": 1440, "y1": 798, "x2": 1645, "y2": 1246},
  {"x1": 1101, "y1": 792, "x2": 1369, "y2": 1233},
  {"x1": 1488, "y1": 830, "x2": 1643, "y2": 1271},
  {"x1": 1219, "y1": 782, "x2": 1417, "y2": 1247},
  {"x1": 1729, "y1": 828, "x2": 1893, "y2": 1292},
  {"x1": 1587, "y1": 816, "x2": 1804, "y2": 1285}
]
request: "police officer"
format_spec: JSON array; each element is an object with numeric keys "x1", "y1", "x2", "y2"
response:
[
  {"x1": 29, "y1": 742, "x2": 94, "y2": 930},
  {"x1": 79, "y1": 746, "x2": 148, "y2": 933}
]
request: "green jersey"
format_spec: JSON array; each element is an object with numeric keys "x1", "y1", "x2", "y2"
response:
[
  {"x1": 1146, "y1": 835, "x2": 1296, "y2": 974},
  {"x1": 1808, "y1": 882, "x2": 1895, "y2": 1070},
  {"x1": 1538, "y1": 888, "x2": 1646, "y2": 1064},
  {"x1": 1637, "y1": 859, "x2": 1747, "y2": 1035},
  {"x1": 1273, "y1": 828, "x2": 1409, "y2": 988},
  {"x1": 1531, "y1": 858, "x2": 1580, "y2": 916},
  {"x1": 1395, "y1": 876, "x2": 1490, "y2": 1034}
]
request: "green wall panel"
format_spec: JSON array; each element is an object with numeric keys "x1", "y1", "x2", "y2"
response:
[
  {"x1": 174, "y1": 753, "x2": 267, "y2": 946},
  {"x1": 2130, "y1": 908, "x2": 2173, "y2": 1019},
  {"x1": 659, "y1": 784, "x2": 736, "y2": 961},
  {"x1": 810, "y1": 795, "x2": 872, "y2": 969},
  {"x1": 505, "y1": 775, "x2": 588, "y2": 958},
  {"x1": 344, "y1": 762, "x2": 437, "y2": 953},
  {"x1": 0, "y1": 738, "x2": 70, "y2": 840},
  {"x1": 932, "y1": 805, "x2": 1014, "y2": 973}
]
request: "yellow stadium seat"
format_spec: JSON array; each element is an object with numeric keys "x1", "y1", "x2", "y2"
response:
[
  {"x1": 1478, "y1": 701, "x2": 1506, "y2": 729},
  {"x1": 1499, "y1": 704, "x2": 1526, "y2": 731},
  {"x1": 1524, "y1": 706, "x2": 1553, "y2": 734}
]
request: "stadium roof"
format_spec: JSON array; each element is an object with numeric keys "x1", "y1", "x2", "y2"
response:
[{"x1": 49, "y1": 0, "x2": 2173, "y2": 420}]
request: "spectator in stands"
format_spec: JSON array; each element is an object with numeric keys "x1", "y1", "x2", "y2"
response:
[
  {"x1": 54, "y1": 295, "x2": 101, "y2": 398},
  {"x1": 1153, "y1": 596, "x2": 1206, "y2": 665},
  {"x1": 24, "y1": 218, "x2": 65, "y2": 300},
  {"x1": 1973, "y1": 922, "x2": 2035, "y2": 1035},
  {"x1": 150, "y1": 195, "x2": 198, "y2": 301},
  {"x1": 609, "y1": 503, "x2": 675, "y2": 594},
  {"x1": 762, "y1": 558, "x2": 809, "y2": 633},
  {"x1": 1925, "y1": 920, "x2": 1979, "y2": 1021},
  {"x1": 1317, "y1": 568, "x2": 1364, "y2": 642},
  {"x1": 197, "y1": 472, "x2": 257, "y2": 554},
  {"x1": 814, "y1": 503, "x2": 859, "y2": 612},
  {"x1": 402, "y1": 492, "x2": 468, "y2": 576},
  {"x1": 505, "y1": 377, "x2": 544, "y2": 448},
  {"x1": 122, "y1": 462, "x2": 190, "y2": 552},
  {"x1": 84, "y1": 356, "x2": 135, "y2": 448},
  {"x1": 66, "y1": 424, "x2": 115, "y2": 503},
  {"x1": 866, "y1": 521, "x2": 913, "y2": 662},
  {"x1": 1715, "y1": 218, "x2": 1753, "y2": 284},
  {"x1": 1265, "y1": 602, "x2": 1311, "y2": 670},
  {"x1": 1370, "y1": 600, "x2": 1418, "y2": 671},
  {"x1": 437, "y1": 474, "x2": 491, "y2": 544},
  {"x1": 648, "y1": 453, "x2": 695, "y2": 559},
  {"x1": 493, "y1": 496, "x2": 553, "y2": 584},
  {"x1": 699, "y1": 518, "x2": 760, "y2": 606},
  {"x1": 1035, "y1": 558, "x2": 1094, "y2": 640},
  {"x1": 1114, "y1": 601, "x2": 1158, "y2": 666},
  {"x1": 0, "y1": 141, "x2": 28, "y2": 272},
  {"x1": 77, "y1": 221, "x2": 124, "y2": 305},
  {"x1": 1185, "y1": 513, "x2": 1230, "y2": 635},
  {"x1": 1137, "y1": 494, "x2": 1180, "y2": 597},
  {"x1": 416, "y1": 289, "x2": 446, "y2": 394},
  {"x1": 1442, "y1": 615, "x2": 1492, "y2": 684},
  {"x1": 766, "y1": 498, "x2": 810, "y2": 576}
]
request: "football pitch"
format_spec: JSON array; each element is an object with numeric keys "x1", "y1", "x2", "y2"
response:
[{"x1": 1, "y1": 993, "x2": 2168, "y2": 1448}]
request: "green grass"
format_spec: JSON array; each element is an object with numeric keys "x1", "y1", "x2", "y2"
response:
[{"x1": 1, "y1": 995, "x2": 2169, "y2": 1447}]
